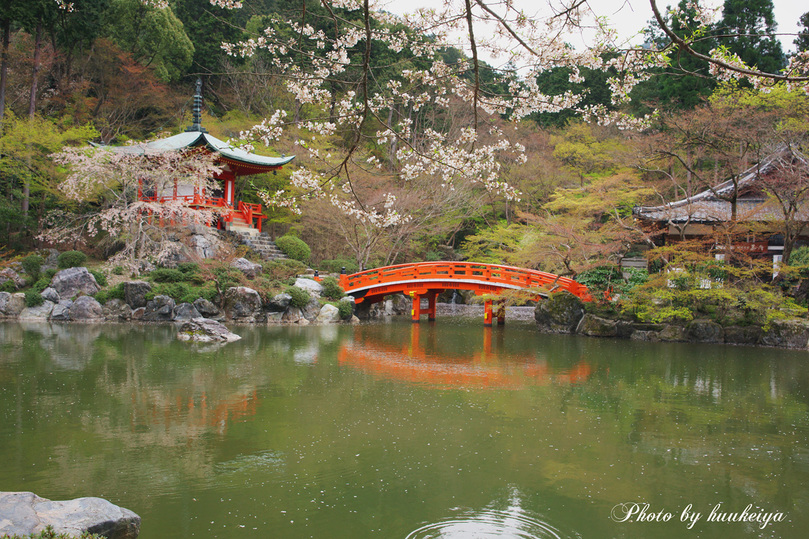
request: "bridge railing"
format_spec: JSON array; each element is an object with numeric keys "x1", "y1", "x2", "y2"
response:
[{"x1": 339, "y1": 262, "x2": 592, "y2": 301}]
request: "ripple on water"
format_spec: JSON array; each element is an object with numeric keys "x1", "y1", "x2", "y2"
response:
[{"x1": 406, "y1": 508, "x2": 575, "y2": 539}]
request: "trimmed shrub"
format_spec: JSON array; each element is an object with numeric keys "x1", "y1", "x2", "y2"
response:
[
  {"x1": 21, "y1": 255, "x2": 44, "y2": 281},
  {"x1": 276, "y1": 235, "x2": 311, "y2": 264},
  {"x1": 320, "y1": 276, "x2": 345, "y2": 300},
  {"x1": 32, "y1": 278, "x2": 51, "y2": 293},
  {"x1": 285, "y1": 285, "x2": 311, "y2": 308},
  {"x1": 0, "y1": 280, "x2": 17, "y2": 293},
  {"x1": 320, "y1": 258, "x2": 358, "y2": 274},
  {"x1": 44, "y1": 268, "x2": 57, "y2": 279},
  {"x1": 337, "y1": 299, "x2": 353, "y2": 320},
  {"x1": 94, "y1": 283, "x2": 126, "y2": 304},
  {"x1": 149, "y1": 268, "x2": 185, "y2": 283},
  {"x1": 24, "y1": 289, "x2": 44, "y2": 307},
  {"x1": 178, "y1": 262, "x2": 200, "y2": 275},
  {"x1": 264, "y1": 259, "x2": 307, "y2": 281},
  {"x1": 57, "y1": 250, "x2": 87, "y2": 269},
  {"x1": 112, "y1": 265, "x2": 125, "y2": 275},
  {"x1": 89, "y1": 269, "x2": 107, "y2": 287}
]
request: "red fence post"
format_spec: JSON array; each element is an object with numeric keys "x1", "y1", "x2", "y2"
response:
[
  {"x1": 411, "y1": 292, "x2": 422, "y2": 323},
  {"x1": 483, "y1": 300, "x2": 493, "y2": 327}
]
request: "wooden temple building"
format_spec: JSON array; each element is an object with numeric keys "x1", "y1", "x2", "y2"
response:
[
  {"x1": 104, "y1": 80, "x2": 294, "y2": 233},
  {"x1": 632, "y1": 146, "x2": 809, "y2": 265}
]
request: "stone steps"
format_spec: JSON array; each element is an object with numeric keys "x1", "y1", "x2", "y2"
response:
[{"x1": 230, "y1": 230, "x2": 288, "y2": 261}]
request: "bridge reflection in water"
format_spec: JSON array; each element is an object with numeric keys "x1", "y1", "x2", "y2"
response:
[
  {"x1": 339, "y1": 262, "x2": 592, "y2": 326},
  {"x1": 339, "y1": 324, "x2": 592, "y2": 390}
]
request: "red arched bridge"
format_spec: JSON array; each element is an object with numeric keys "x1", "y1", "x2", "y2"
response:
[{"x1": 337, "y1": 262, "x2": 592, "y2": 326}]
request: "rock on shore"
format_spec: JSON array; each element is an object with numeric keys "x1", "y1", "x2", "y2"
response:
[{"x1": 0, "y1": 491, "x2": 140, "y2": 539}]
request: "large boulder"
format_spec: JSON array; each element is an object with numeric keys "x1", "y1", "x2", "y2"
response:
[
  {"x1": 0, "y1": 268, "x2": 26, "y2": 290},
  {"x1": 50, "y1": 300, "x2": 74, "y2": 321},
  {"x1": 40, "y1": 287, "x2": 60, "y2": 303},
  {"x1": 302, "y1": 297, "x2": 322, "y2": 321},
  {"x1": 231, "y1": 257, "x2": 262, "y2": 279},
  {"x1": 173, "y1": 302, "x2": 201, "y2": 320},
  {"x1": 68, "y1": 296, "x2": 104, "y2": 321},
  {"x1": 576, "y1": 314, "x2": 618, "y2": 337},
  {"x1": 658, "y1": 325, "x2": 687, "y2": 342},
  {"x1": 0, "y1": 292, "x2": 26, "y2": 318},
  {"x1": 315, "y1": 303, "x2": 341, "y2": 324},
  {"x1": 294, "y1": 277, "x2": 323, "y2": 297},
  {"x1": 189, "y1": 233, "x2": 217, "y2": 259},
  {"x1": 103, "y1": 299, "x2": 132, "y2": 322},
  {"x1": 50, "y1": 267, "x2": 100, "y2": 299},
  {"x1": 534, "y1": 291, "x2": 585, "y2": 333},
  {"x1": 282, "y1": 306, "x2": 305, "y2": 323},
  {"x1": 193, "y1": 298, "x2": 222, "y2": 320},
  {"x1": 143, "y1": 295, "x2": 176, "y2": 322},
  {"x1": 266, "y1": 292, "x2": 292, "y2": 312},
  {"x1": 177, "y1": 318, "x2": 241, "y2": 343},
  {"x1": 222, "y1": 286, "x2": 264, "y2": 322},
  {"x1": 0, "y1": 491, "x2": 140, "y2": 539},
  {"x1": 686, "y1": 319, "x2": 724, "y2": 343},
  {"x1": 124, "y1": 281, "x2": 152, "y2": 309},
  {"x1": 19, "y1": 301, "x2": 55, "y2": 321},
  {"x1": 723, "y1": 325, "x2": 762, "y2": 346},
  {"x1": 761, "y1": 319, "x2": 809, "y2": 349}
]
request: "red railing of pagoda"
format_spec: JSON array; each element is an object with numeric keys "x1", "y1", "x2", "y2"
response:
[
  {"x1": 338, "y1": 261, "x2": 593, "y2": 302},
  {"x1": 138, "y1": 194, "x2": 266, "y2": 232}
]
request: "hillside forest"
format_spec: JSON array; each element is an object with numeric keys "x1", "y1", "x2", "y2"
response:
[{"x1": 2, "y1": 0, "x2": 809, "y2": 326}]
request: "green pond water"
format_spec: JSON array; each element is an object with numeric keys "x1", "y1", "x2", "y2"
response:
[{"x1": 1, "y1": 318, "x2": 809, "y2": 538}]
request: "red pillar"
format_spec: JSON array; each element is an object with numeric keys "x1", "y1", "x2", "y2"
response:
[
  {"x1": 411, "y1": 292, "x2": 422, "y2": 323},
  {"x1": 427, "y1": 291, "x2": 437, "y2": 321},
  {"x1": 483, "y1": 299, "x2": 493, "y2": 327},
  {"x1": 496, "y1": 301, "x2": 505, "y2": 326}
]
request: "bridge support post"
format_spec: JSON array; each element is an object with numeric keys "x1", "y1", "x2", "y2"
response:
[
  {"x1": 496, "y1": 301, "x2": 505, "y2": 326},
  {"x1": 410, "y1": 292, "x2": 422, "y2": 323},
  {"x1": 483, "y1": 299, "x2": 493, "y2": 327},
  {"x1": 426, "y1": 291, "x2": 437, "y2": 321}
]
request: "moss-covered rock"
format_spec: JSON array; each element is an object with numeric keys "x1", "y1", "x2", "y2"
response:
[
  {"x1": 576, "y1": 313, "x2": 618, "y2": 337},
  {"x1": 535, "y1": 291, "x2": 584, "y2": 333},
  {"x1": 760, "y1": 319, "x2": 809, "y2": 349},
  {"x1": 686, "y1": 319, "x2": 724, "y2": 343}
]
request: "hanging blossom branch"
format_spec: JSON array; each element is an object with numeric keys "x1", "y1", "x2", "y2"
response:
[
  {"x1": 221, "y1": 1, "x2": 666, "y2": 227},
  {"x1": 648, "y1": 0, "x2": 809, "y2": 91},
  {"x1": 46, "y1": 146, "x2": 222, "y2": 265}
]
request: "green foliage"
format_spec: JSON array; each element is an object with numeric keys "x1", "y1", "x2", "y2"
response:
[
  {"x1": 112, "y1": 265, "x2": 125, "y2": 275},
  {"x1": 32, "y1": 278, "x2": 51, "y2": 293},
  {"x1": 149, "y1": 268, "x2": 186, "y2": 283},
  {"x1": 337, "y1": 299, "x2": 354, "y2": 320},
  {"x1": 94, "y1": 283, "x2": 126, "y2": 304},
  {"x1": 21, "y1": 255, "x2": 44, "y2": 281},
  {"x1": 89, "y1": 269, "x2": 108, "y2": 287},
  {"x1": 276, "y1": 235, "x2": 311, "y2": 264},
  {"x1": 44, "y1": 268, "x2": 57, "y2": 279},
  {"x1": 24, "y1": 289, "x2": 44, "y2": 307},
  {"x1": 0, "y1": 280, "x2": 17, "y2": 293},
  {"x1": 319, "y1": 258, "x2": 359, "y2": 274},
  {"x1": 285, "y1": 286, "x2": 311, "y2": 308},
  {"x1": 57, "y1": 250, "x2": 88, "y2": 269},
  {"x1": 5, "y1": 524, "x2": 105, "y2": 538},
  {"x1": 320, "y1": 276, "x2": 345, "y2": 300},
  {"x1": 789, "y1": 246, "x2": 809, "y2": 266},
  {"x1": 264, "y1": 259, "x2": 307, "y2": 281},
  {"x1": 576, "y1": 265, "x2": 622, "y2": 295},
  {"x1": 177, "y1": 262, "x2": 200, "y2": 275},
  {"x1": 146, "y1": 282, "x2": 217, "y2": 304}
]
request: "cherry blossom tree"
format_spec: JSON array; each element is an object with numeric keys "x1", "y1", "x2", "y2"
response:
[{"x1": 47, "y1": 145, "x2": 221, "y2": 267}]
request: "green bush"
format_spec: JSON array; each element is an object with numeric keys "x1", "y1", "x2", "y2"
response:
[
  {"x1": 319, "y1": 258, "x2": 359, "y2": 274},
  {"x1": 285, "y1": 285, "x2": 311, "y2": 308},
  {"x1": 276, "y1": 235, "x2": 311, "y2": 264},
  {"x1": 178, "y1": 262, "x2": 200, "y2": 275},
  {"x1": 21, "y1": 255, "x2": 44, "y2": 281},
  {"x1": 112, "y1": 265, "x2": 125, "y2": 275},
  {"x1": 320, "y1": 276, "x2": 345, "y2": 300},
  {"x1": 264, "y1": 259, "x2": 307, "y2": 280},
  {"x1": 24, "y1": 289, "x2": 44, "y2": 307},
  {"x1": 0, "y1": 280, "x2": 17, "y2": 293},
  {"x1": 57, "y1": 250, "x2": 87, "y2": 269},
  {"x1": 94, "y1": 283, "x2": 126, "y2": 304},
  {"x1": 337, "y1": 299, "x2": 354, "y2": 320},
  {"x1": 146, "y1": 282, "x2": 217, "y2": 304},
  {"x1": 44, "y1": 268, "x2": 57, "y2": 279},
  {"x1": 149, "y1": 268, "x2": 186, "y2": 283},
  {"x1": 89, "y1": 269, "x2": 107, "y2": 287},
  {"x1": 32, "y1": 277, "x2": 51, "y2": 293}
]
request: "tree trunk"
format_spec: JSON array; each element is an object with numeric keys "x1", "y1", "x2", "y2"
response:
[
  {"x1": 22, "y1": 21, "x2": 43, "y2": 218},
  {"x1": 0, "y1": 18, "x2": 9, "y2": 122}
]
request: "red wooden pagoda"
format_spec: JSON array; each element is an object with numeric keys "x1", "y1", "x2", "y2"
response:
[{"x1": 106, "y1": 79, "x2": 294, "y2": 233}]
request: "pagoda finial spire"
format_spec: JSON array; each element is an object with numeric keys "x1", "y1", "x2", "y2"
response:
[{"x1": 186, "y1": 78, "x2": 207, "y2": 133}]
